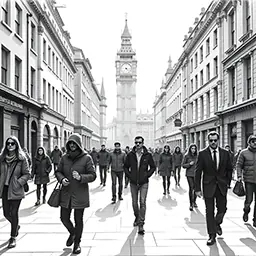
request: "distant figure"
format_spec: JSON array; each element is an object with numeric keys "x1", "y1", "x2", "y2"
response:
[
  {"x1": 224, "y1": 145, "x2": 235, "y2": 188},
  {"x1": 97, "y1": 144, "x2": 110, "y2": 186},
  {"x1": 51, "y1": 145, "x2": 62, "y2": 172},
  {"x1": 173, "y1": 146, "x2": 183, "y2": 186},
  {"x1": 90, "y1": 147, "x2": 98, "y2": 168},
  {"x1": 152, "y1": 148, "x2": 160, "y2": 175},
  {"x1": 124, "y1": 146, "x2": 130, "y2": 188}
]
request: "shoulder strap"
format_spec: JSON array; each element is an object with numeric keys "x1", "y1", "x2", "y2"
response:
[{"x1": 8, "y1": 160, "x2": 19, "y2": 184}]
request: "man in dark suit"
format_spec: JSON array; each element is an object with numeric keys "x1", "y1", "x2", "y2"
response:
[{"x1": 195, "y1": 131, "x2": 233, "y2": 246}]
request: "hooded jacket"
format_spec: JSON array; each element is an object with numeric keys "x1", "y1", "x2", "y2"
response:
[
  {"x1": 55, "y1": 133, "x2": 96, "y2": 209},
  {"x1": 124, "y1": 146, "x2": 156, "y2": 185}
]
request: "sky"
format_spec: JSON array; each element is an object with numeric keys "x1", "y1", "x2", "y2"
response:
[{"x1": 58, "y1": 0, "x2": 212, "y2": 123}]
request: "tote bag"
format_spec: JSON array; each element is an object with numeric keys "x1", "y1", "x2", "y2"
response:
[{"x1": 47, "y1": 182, "x2": 62, "y2": 207}]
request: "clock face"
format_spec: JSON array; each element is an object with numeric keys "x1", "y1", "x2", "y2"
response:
[{"x1": 121, "y1": 63, "x2": 132, "y2": 74}]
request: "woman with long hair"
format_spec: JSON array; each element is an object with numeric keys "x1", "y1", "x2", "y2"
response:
[
  {"x1": 182, "y1": 143, "x2": 198, "y2": 211},
  {"x1": 159, "y1": 145, "x2": 173, "y2": 195},
  {"x1": 173, "y1": 145, "x2": 183, "y2": 186},
  {"x1": 31, "y1": 146, "x2": 52, "y2": 206},
  {"x1": 0, "y1": 136, "x2": 30, "y2": 248}
]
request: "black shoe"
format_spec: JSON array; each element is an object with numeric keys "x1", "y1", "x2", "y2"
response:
[
  {"x1": 163, "y1": 191, "x2": 166, "y2": 195},
  {"x1": 103, "y1": 183, "x2": 106, "y2": 186},
  {"x1": 189, "y1": 206, "x2": 193, "y2": 211},
  {"x1": 216, "y1": 224, "x2": 222, "y2": 236},
  {"x1": 124, "y1": 185, "x2": 127, "y2": 188},
  {"x1": 206, "y1": 235, "x2": 216, "y2": 246},
  {"x1": 66, "y1": 234, "x2": 75, "y2": 247},
  {"x1": 42, "y1": 198, "x2": 46, "y2": 204},
  {"x1": 138, "y1": 225, "x2": 145, "y2": 235},
  {"x1": 243, "y1": 212, "x2": 249, "y2": 222},
  {"x1": 7, "y1": 237, "x2": 16, "y2": 249},
  {"x1": 193, "y1": 202, "x2": 198, "y2": 208},
  {"x1": 133, "y1": 217, "x2": 139, "y2": 227},
  {"x1": 167, "y1": 190, "x2": 170, "y2": 194},
  {"x1": 111, "y1": 198, "x2": 116, "y2": 204},
  {"x1": 100, "y1": 182, "x2": 102, "y2": 185},
  {"x1": 35, "y1": 200, "x2": 40, "y2": 206},
  {"x1": 119, "y1": 196, "x2": 123, "y2": 200},
  {"x1": 73, "y1": 243, "x2": 81, "y2": 254},
  {"x1": 15, "y1": 225, "x2": 20, "y2": 237}
]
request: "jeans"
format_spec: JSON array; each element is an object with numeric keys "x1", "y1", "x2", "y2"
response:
[
  {"x1": 99, "y1": 165, "x2": 108, "y2": 185},
  {"x1": 60, "y1": 207, "x2": 85, "y2": 244},
  {"x1": 2, "y1": 185, "x2": 22, "y2": 237},
  {"x1": 174, "y1": 166, "x2": 181, "y2": 184},
  {"x1": 111, "y1": 171, "x2": 124, "y2": 198},
  {"x1": 244, "y1": 182, "x2": 256, "y2": 221},
  {"x1": 187, "y1": 176, "x2": 197, "y2": 206},
  {"x1": 36, "y1": 184, "x2": 47, "y2": 200},
  {"x1": 130, "y1": 183, "x2": 149, "y2": 226}
]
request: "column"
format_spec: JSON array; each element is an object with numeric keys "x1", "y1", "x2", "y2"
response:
[
  {"x1": 254, "y1": 117, "x2": 256, "y2": 136},
  {"x1": 38, "y1": 118, "x2": 44, "y2": 148},
  {"x1": 200, "y1": 131, "x2": 204, "y2": 150},
  {"x1": 223, "y1": 123, "x2": 228, "y2": 147},
  {"x1": 3, "y1": 109, "x2": 12, "y2": 140},
  {"x1": 37, "y1": 23, "x2": 44, "y2": 103},
  {"x1": 236, "y1": 121, "x2": 242, "y2": 150}
]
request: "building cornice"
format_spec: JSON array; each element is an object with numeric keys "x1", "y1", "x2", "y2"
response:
[
  {"x1": 180, "y1": 116, "x2": 219, "y2": 131},
  {"x1": 74, "y1": 125, "x2": 93, "y2": 134},
  {"x1": 153, "y1": 92, "x2": 166, "y2": 107}
]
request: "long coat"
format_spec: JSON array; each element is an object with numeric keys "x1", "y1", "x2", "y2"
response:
[
  {"x1": 51, "y1": 149, "x2": 62, "y2": 164},
  {"x1": 55, "y1": 152, "x2": 96, "y2": 209},
  {"x1": 159, "y1": 152, "x2": 173, "y2": 177},
  {"x1": 195, "y1": 147, "x2": 233, "y2": 198},
  {"x1": 0, "y1": 155, "x2": 30, "y2": 200}
]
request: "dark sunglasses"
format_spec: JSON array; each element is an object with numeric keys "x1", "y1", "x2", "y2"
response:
[
  {"x1": 209, "y1": 139, "x2": 218, "y2": 142},
  {"x1": 7, "y1": 142, "x2": 15, "y2": 146},
  {"x1": 251, "y1": 140, "x2": 256, "y2": 143},
  {"x1": 135, "y1": 141, "x2": 142, "y2": 145}
]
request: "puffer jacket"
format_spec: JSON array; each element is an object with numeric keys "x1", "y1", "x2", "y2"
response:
[
  {"x1": 182, "y1": 153, "x2": 198, "y2": 177},
  {"x1": 237, "y1": 147, "x2": 256, "y2": 183},
  {"x1": 0, "y1": 155, "x2": 30, "y2": 200},
  {"x1": 55, "y1": 133, "x2": 96, "y2": 209},
  {"x1": 97, "y1": 150, "x2": 110, "y2": 166},
  {"x1": 109, "y1": 150, "x2": 126, "y2": 172}
]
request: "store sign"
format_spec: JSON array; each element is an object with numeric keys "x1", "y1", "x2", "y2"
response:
[
  {"x1": 174, "y1": 119, "x2": 182, "y2": 127},
  {"x1": 0, "y1": 96, "x2": 23, "y2": 109}
]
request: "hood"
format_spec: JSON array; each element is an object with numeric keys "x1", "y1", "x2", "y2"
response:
[
  {"x1": 174, "y1": 145, "x2": 181, "y2": 154},
  {"x1": 66, "y1": 133, "x2": 84, "y2": 152}
]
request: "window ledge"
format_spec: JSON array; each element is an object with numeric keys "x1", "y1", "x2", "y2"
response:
[
  {"x1": 1, "y1": 20, "x2": 12, "y2": 33},
  {"x1": 43, "y1": 60, "x2": 47, "y2": 65},
  {"x1": 14, "y1": 33, "x2": 23, "y2": 43},
  {"x1": 213, "y1": 44, "x2": 218, "y2": 50},
  {"x1": 225, "y1": 44, "x2": 236, "y2": 55},
  {"x1": 206, "y1": 53, "x2": 210, "y2": 58},
  {"x1": 30, "y1": 48, "x2": 37, "y2": 57},
  {"x1": 239, "y1": 30, "x2": 252, "y2": 43}
]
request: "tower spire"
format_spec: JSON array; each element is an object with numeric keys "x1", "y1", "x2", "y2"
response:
[{"x1": 121, "y1": 14, "x2": 131, "y2": 39}]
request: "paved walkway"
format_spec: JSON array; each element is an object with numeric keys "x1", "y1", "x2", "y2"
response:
[{"x1": 0, "y1": 170, "x2": 255, "y2": 255}]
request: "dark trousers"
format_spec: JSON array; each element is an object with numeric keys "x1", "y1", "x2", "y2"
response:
[
  {"x1": 244, "y1": 182, "x2": 256, "y2": 222},
  {"x1": 2, "y1": 185, "x2": 22, "y2": 237},
  {"x1": 60, "y1": 207, "x2": 85, "y2": 244},
  {"x1": 187, "y1": 176, "x2": 197, "y2": 206},
  {"x1": 36, "y1": 184, "x2": 47, "y2": 200},
  {"x1": 111, "y1": 171, "x2": 124, "y2": 198},
  {"x1": 99, "y1": 165, "x2": 108, "y2": 185},
  {"x1": 174, "y1": 166, "x2": 181, "y2": 184},
  {"x1": 130, "y1": 183, "x2": 148, "y2": 226},
  {"x1": 204, "y1": 185, "x2": 227, "y2": 236},
  {"x1": 125, "y1": 173, "x2": 129, "y2": 187},
  {"x1": 162, "y1": 176, "x2": 170, "y2": 192}
]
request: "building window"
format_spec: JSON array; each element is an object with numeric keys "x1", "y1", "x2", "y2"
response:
[
  {"x1": 213, "y1": 29, "x2": 218, "y2": 48},
  {"x1": 48, "y1": 47, "x2": 51, "y2": 66},
  {"x1": 190, "y1": 58, "x2": 193, "y2": 73},
  {"x1": 48, "y1": 83, "x2": 51, "y2": 106},
  {"x1": 195, "y1": 75, "x2": 198, "y2": 90},
  {"x1": 191, "y1": 79, "x2": 193, "y2": 93},
  {"x1": 43, "y1": 79, "x2": 46, "y2": 102},
  {"x1": 195, "y1": 99, "x2": 198, "y2": 121},
  {"x1": 52, "y1": 52, "x2": 55, "y2": 72},
  {"x1": 56, "y1": 90, "x2": 58, "y2": 112},
  {"x1": 200, "y1": 95, "x2": 204, "y2": 120},
  {"x1": 206, "y1": 91, "x2": 210, "y2": 117},
  {"x1": 195, "y1": 53, "x2": 198, "y2": 68},
  {"x1": 15, "y1": 3, "x2": 22, "y2": 36},
  {"x1": 245, "y1": 57, "x2": 251, "y2": 99},
  {"x1": 15, "y1": 57, "x2": 21, "y2": 91},
  {"x1": 214, "y1": 86, "x2": 218, "y2": 112},
  {"x1": 229, "y1": 11, "x2": 235, "y2": 47},
  {"x1": 206, "y1": 63, "x2": 210, "y2": 81},
  {"x1": 1, "y1": 47, "x2": 9, "y2": 85},
  {"x1": 2, "y1": 0, "x2": 9, "y2": 25},
  {"x1": 31, "y1": 22, "x2": 36, "y2": 50},
  {"x1": 56, "y1": 57, "x2": 58, "y2": 75},
  {"x1": 206, "y1": 38, "x2": 210, "y2": 56},
  {"x1": 214, "y1": 56, "x2": 218, "y2": 76},
  {"x1": 30, "y1": 67, "x2": 35, "y2": 98},
  {"x1": 245, "y1": 0, "x2": 251, "y2": 33},
  {"x1": 43, "y1": 39, "x2": 46, "y2": 61},
  {"x1": 230, "y1": 67, "x2": 235, "y2": 105},
  {"x1": 59, "y1": 62, "x2": 62, "y2": 79},
  {"x1": 200, "y1": 46, "x2": 203, "y2": 62},
  {"x1": 200, "y1": 69, "x2": 204, "y2": 86},
  {"x1": 52, "y1": 87, "x2": 55, "y2": 110}
]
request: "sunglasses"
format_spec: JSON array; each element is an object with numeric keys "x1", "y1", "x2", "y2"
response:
[
  {"x1": 209, "y1": 139, "x2": 218, "y2": 142},
  {"x1": 251, "y1": 140, "x2": 256, "y2": 143},
  {"x1": 7, "y1": 142, "x2": 15, "y2": 146},
  {"x1": 135, "y1": 141, "x2": 142, "y2": 145}
]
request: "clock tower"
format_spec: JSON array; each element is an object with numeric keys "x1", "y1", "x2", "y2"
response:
[{"x1": 115, "y1": 18, "x2": 137, "y2": 147}]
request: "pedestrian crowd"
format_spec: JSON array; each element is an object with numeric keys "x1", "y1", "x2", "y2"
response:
[{"x1": 0, "y1": 131, "x2": 255, "y2": 253}]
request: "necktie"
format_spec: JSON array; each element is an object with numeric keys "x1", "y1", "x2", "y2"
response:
[{"x1": 213, "y1": 150, "x2": 217, "y2": 170}]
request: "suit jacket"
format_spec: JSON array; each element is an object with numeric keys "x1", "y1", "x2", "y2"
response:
[{"x1": 195, "y1": 146, "x2": 233, "y2": 198}]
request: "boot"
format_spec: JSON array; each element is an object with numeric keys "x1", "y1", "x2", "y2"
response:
[
  {"x1": 42, "y1": 197, "x2": 46, "y2": 204},
  {"x1": 163, "y1": 182, "x2": 166, "y2": 195}
]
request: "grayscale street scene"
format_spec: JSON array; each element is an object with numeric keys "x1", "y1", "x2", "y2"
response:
[{"x1": 0, "y1": 0, "x2": 256, "y2": 255}]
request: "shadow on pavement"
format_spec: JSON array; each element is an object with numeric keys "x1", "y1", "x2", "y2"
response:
[
  {"x1": 157, "y1": 195, "x2": 177, "y2": 210},
  {"x1": 0, "y1": 241, "x2": 9, "y2": 255},
  {"x1": 94, "y1": 201, "x2": 121, "y2": 222},
  {"x1": 90, "y1": 185, "x2": 105, "y2": 194},
  {"x1": 218, "y1": 237, "x2": 236, "y2": 256},
  {"x1": 209, "y1": 243, "x2": 220, "y2": 256},
  {"x1": 240, "y1": 237, "x2": 256, "y2": 254},
  {"x1": 172, "y1": 185, "x2": 187, "y2": 195},
  {"x1": 57, "y1": 248, "x2": 72, "y2": 256},
  {"x1": 19, "y1": 205, "x2": 40, "y2": 218}
]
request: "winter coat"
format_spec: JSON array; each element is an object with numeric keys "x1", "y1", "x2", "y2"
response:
[
  {"x1": 159, "y1": 152, "x2": 173, "y2": 177},
  {"x1": 51, "y1": 149, "x2": 62, "y2": 164},
  {"x1": 152, "y1": 152, "x2": 160, "y2": 164},
  {"x1": 31, "y1": 155, "x2": 52, "y2": 184},
  {"x1": 55, "y1": 133, "x2": 96, "y2": 209},
  {"x1": 124, "y1": 146, "x2": 156, "y2": 185},
  {"x1": 173, "y1": 152, "x2": 183, "y2": 168},
  {"x1": 109, "y1": 150, "x2": 126, "y2": 172},
  {"x1": 182, "y1": 153, "x2": 198, "y2": 177},
  {"x1": 0, "y1": 156, "x2": 30, "y2": 200},
  {"x1": 90, "y1": 150, "x2": 98, "y2": 166},
  {"x1": 237, "y1": 147, "x2": 256, "y2": 183},
  {"x1": 97, "y1": 150, "x2": 110, "y2": 166}
]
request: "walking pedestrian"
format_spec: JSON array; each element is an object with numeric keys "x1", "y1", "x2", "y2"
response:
[
  {"x1": 31, "y1": 146, "x2": 52, "y2": 205},
  {"x1": 195, "y1": 131, "x2": 233, "y2": 246},
  {"x1": 124, "y1": 136, "x2": 156, "y2": 235},
  {"x1": 55, "y1": 133, "x2": 96, "y2": 254},
  {"x1": 182, "y1": 143, "x2": 198, "y2": 211},
  {"x1": 173, "y1": 146, "x2": 183, "y2": 186},
  {"x1": 109, "y1": 142, "x2": 126, "y2": 203},
  {"x1": 0, "y1": 136, "x2": 30, "y2": 248},
  {"x1": 236, "y1": 135, "x2": 256, "y2": 226},
  {"x1": 225, "y1": 144, "x2": 235, "y2": 188},
  {"x1": 90, "y1": 147, "x2": 98, "y2": 169},
  {"x1": 124, "y1": 146, "x2": 130, "y2": 188},
  {"x1": 159, "y1": 145, "x2": 173, "y2": 195},
  {"x1": 97, "y1": 144, "x2": 110, "y2": 186},
  {"x1": 23, "y1": 147, "x2": 32, "y2": 169},
  {"x1": 152, "y1": 148, "x2": 160, "y2": 175},
  {"x1": 50, "y1": 145, "x2": 62, "y2": 171}
]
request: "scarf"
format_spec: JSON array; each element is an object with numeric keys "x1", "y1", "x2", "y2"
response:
[{"x1": 5, "y1": 153, "x2": 17, "y2": 165}]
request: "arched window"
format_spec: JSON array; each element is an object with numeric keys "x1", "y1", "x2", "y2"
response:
[{"x1": 43, "y1": 125, "x2": 50, "y2": 152}]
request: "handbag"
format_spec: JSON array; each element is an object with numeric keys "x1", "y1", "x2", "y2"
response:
[
  {"x1": 233, "y1": 180, "x2": 246, "y2": 197},
  {"x1": 47, "y1": 182, "x2": 62, "y2": 208}
]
